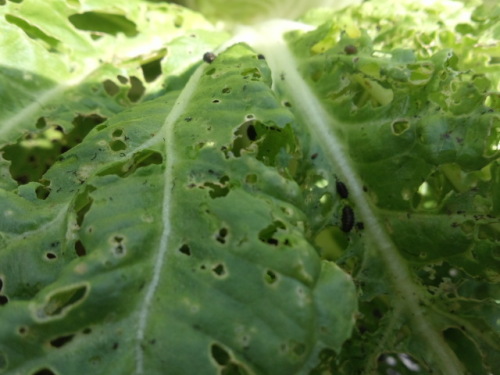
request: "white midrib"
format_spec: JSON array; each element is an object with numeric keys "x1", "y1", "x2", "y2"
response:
[
  {"x1": 134, "y1": 62, "x2": 205, "y2": 374},
  {"x1": 246, "y1": 21, "x2": 465, "y2": 375}
]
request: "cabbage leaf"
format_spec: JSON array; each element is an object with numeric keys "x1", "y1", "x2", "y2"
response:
[{"x1": 0, "y1": 0, "x2": 498, "y2": 374}]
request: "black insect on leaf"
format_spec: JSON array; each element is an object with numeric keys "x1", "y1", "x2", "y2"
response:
[
  {"x1": 341, "y1": 205, "x2": 355, "y2": 233},
  {"x1": 336, "y1": 178, "x2": 349, "y2": 199},
  {"x1": 203, "y1": 52, "x2": 216, "y2": 63},
  {"x1": 257, "y1": 54, "x2": 265, "y2": 60},
  {"x1": 344, "y1": 45, "x2": 358, "y2": 55}
]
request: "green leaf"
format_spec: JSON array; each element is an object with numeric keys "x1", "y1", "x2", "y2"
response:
[{"x1": 0, "y1": 1, "x2": 498, "y2": 374}]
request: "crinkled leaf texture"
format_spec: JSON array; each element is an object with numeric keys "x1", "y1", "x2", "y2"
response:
[{"x1": 0, "y1": 1, "x2": 499, "y2": 375}]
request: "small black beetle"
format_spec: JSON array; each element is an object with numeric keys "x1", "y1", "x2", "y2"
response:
[
  {"x1": 336, "y1": 179, "x2": 349, "y2": 199},
  {"x1": 341, "y1": 205, "x2": 355, "y2": 233},
  {"x1": 203, "y1": 52, "x2": 216, "y2": 63}
]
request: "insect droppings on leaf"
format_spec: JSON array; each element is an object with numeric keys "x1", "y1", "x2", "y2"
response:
[
  {"x1": 336, "y1": 179, "x2": 349, "y2": 199},
  {"x1": 344, "y1": 45, "x2": 358, "y2": 55},
  {"x1": 341, "y1": 205, "x2": 355, "y2": 233},
  {"x1": 203, "y1": 52, "x2": 216, "y2": 63}
]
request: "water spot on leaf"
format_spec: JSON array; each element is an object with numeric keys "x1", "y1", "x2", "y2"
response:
[
  {"x1": 211, "y1": 343, "x2": 230, "y2": 366},
  {"x1": 49, "y1": 334, "x2": 75, "y2": 348}
]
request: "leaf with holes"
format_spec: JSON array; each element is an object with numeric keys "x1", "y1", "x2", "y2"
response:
[{"x1": 0, "y1": 0, "x2": 499, "y2": 375}]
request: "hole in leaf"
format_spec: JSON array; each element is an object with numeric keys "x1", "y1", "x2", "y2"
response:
[
  {"x1": 246, "y1": 124, "x2": 257, "y2": 141},
  {"x1": 264, "y1": 270, "x2": 277, "y2": 284},
  {"x1": 112, "y1": 129, "x2": 123, "y2": 138},
  {"x1": 75, "y1": 240, "x2": 86, "y2": 257},
  {"x1": 37, "y1": 284, "x2": 88, "y2": 319},
  {"x1": 36, "y1": 117, "x2": 47, "y2": 129},
  {"x1": 391, "y1": 119, "x2": 410, "y2": 135},
  {"x1": 97, "y1": 149, "x2": 163, "y2": 178},
  {"x1": 203, "y1": 175, "x2": 230, "y2": 199},
  {"x1": 258, "y1": 221, "x2": 286, "y2": 246},
  {"x1": 103, "y1": 79, "x2": 120, "y2": 96},
  {"x1": 45, "y1": 252, "x2": 57, "y2": 260},
  {"x1": 0, "y1": 295, "x2": 8, "y2": 305},
  {"x1": 31, "y1": 368, "x2": 56, "y2": 375},
  {"x1": 127, "y1": 76, "x2": 145, "y2": 102},
  {"x1": 245, "y1": 174, "x2": 257, "y2": 184},
  {"x1": 141, "y1": 52, "x2": 165, "y2": 82},
  {"x1": 1, "y1": 114, "x2": 104, "y2": 185},
  {"x1": 5, "y1": 14, "x2": 59, "y2": 49},
  {"x1": 111, "y1": 235, "x2": 126, "y2": 256},
  {"x1": 179, "y1": 244, "x2": 191, "y2": 256},
  {"x1": 36, "y1": 184, "x2": 51, "y2": 200},
  {"x1": 110, "y1": 140, "x2": 127, "y2": 151},
  {"x1": 75, "y1": 186, "x2": 95, "y2": 227},
  {"x1": 69, "y1": 12, "x2": 138, "y2": 37},
  {"x1": 212, "y1": 264, "x2": 225, "y2": 277},
  {"x1": 211, "y1": 343, "x2": 230, "y2": 366},
  {"x1": 241, "y1": 67, "x2": 262, "y2": 81},
  {"x1": 216, "y1": 228, "x2": 228, "y2": 244},
  {"x1": 50, "y1": 334, "x2": 75, "y2": 348},
  {"x1": 212, "y1": 99, "x2": 220, "y2": 104}
]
